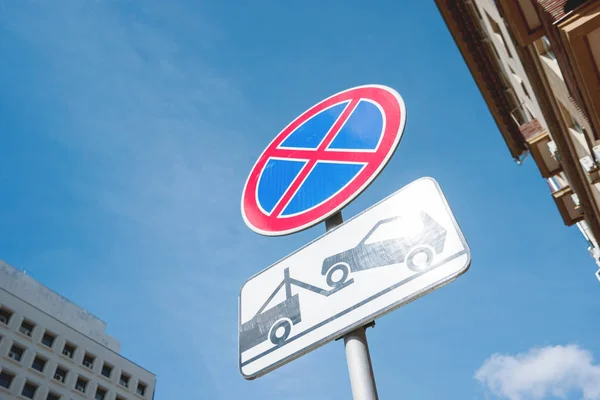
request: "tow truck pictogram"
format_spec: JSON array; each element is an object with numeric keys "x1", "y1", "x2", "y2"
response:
[
  {"x1": 239, "y1": 268, "x2": 353, "y2": 353},
  {"x1": 240, "y1": 211, "x2": 447, "y2": 353}
]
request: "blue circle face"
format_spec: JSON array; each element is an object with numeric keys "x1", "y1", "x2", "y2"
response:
[{"x1": 242, "y1": 85, "x2": 406, "y2": 236}]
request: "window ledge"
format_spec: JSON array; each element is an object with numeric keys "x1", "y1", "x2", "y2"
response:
[
  {"x1": 37, "y1": 342, "x2": 55, "y2": 352},
  {"x1": 540, "y1": 54, "x2": 564, "y2": 80},
  {"x1": 71, "y1": 388, "x2": 87, "y2": 398},
  {"x1": 3, "y1": 355, "x2": 23, "y2": 367},
  {"x1": 82, "y1": 364, "x2": 95, "y2": 372},
  {"x1": 59, "y1": 353, "x2": 75, "y2": 363},
  {"x1": 28, "y1": 367, "x2": 46, "y2": 378},
  {"x1": 0, "y1": 385, "x2": 12, "y2": 395},
  {"x1": 50, "y1": 378, "x2": 67, "y2": 388},
  {"x1": 16, "y1": 331, "x2": 34, "y2": 342}
]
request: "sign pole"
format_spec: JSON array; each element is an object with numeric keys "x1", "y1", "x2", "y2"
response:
[
  {"x1": 344, "y1": 328, "x2": 378, "y2": 400},
  {"x1": 325, "y1": 211, "x2": 379, "y2": 400}
]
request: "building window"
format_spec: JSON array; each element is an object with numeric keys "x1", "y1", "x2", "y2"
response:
[
  {"x1": 525, "y1": 104, "x2": 536, "y2": 120},
  {"x1": 31, "y1": 355, "x2": 48, "y2": 372},
  {"x1": 75, "y1": 376, "x2": 88, "y2": 394},
  {"x1": 486, "y1": 11, "x2": 513, "y2": 58},
  {"x1": 101, "y1": 362, "x2": 113, "y2": 378},
  {"x1": 542, "y1": 36, "x2": 557, "y2": 61},
  {"x1": 472, "y1": 2, "x2": 484, "y2": 20},
  {"x1": 119, "y1": 372, "x2": 131, "y2": 388},
  {"x1": 8, "y1": 343, "x2": 25, "y2": 362},
  {"x1": 47, "y1": 392, "x2": 61, "y2": 400},
  {"x1": 53, "y1": 366, "x2": 68, "y2": 383},
  {"x1": 487, "y1": 38, "x2": 502, "y2": 60},
  {"x1": 137, "y1": 381, "x2": 147, "y2": 396},
  {"x1": 0, "y1": 307, "x2": 13, "y2": 325},
  {"x1": 41, "y1": 331, "x2": 56, "y2": 348},
  {"x1": 95, "y1": 386, "x2": 108, "y2": 400},
  {"x1": 508, "y1": 65, "x2": 531, "y2": 100},
  {"x1": 520, "y1": 81, "x2": 531, "y2": 99},
  {"x1": 62, "y1": 342, "x2": 76, "y2": 359},
  {"x1": 19, "y1": 319, "x2": 35, "y2": 337},
  {"x1": 569, "y1": 114, "x2": 584, "y2": 133},
  {"x1": 83, "y1": 353, "x2": 95, "y2": 369},
  {"x1": 0, "y1": 370, "x2": 15, "y2": 389},
  {"x1": 559, "y1": 102, "x2": 585, "y2": 134},
  {"x1": 21, "y1": 381, "x2": 38, "y2": 399},
  {"x1": 116, "y1": 396, "x2": 127, "y2": 400}
]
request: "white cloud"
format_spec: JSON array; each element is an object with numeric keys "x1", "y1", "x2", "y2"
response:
[{"x1": 475, "y1": 345, "x2": 600, "y2": 400}]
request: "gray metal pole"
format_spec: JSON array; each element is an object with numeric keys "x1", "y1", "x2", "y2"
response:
[
  {"x1": 344, "y1": 327, "x2": 378, "y2": 400},
  {"x1": 325, "y1": 211, "x2": 379, "y2": 400}
]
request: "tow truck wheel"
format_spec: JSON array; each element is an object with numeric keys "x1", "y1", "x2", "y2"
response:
[
  {"x1": 326, "y1": 262, "x2": 350, "y2": 288},
  {"x1": 406, "y1": 245, "x2": 435, "y2": 272},
  {"x1": 269, "y1": 318, "x2": 292, "y2": 346}
]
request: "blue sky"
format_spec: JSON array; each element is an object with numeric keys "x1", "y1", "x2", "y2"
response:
[{"x1": 2, "y1": 1, "x2": 600, "y2": 399}]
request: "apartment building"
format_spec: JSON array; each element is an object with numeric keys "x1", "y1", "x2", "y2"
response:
[
  {"x1": 0, "y1": 260, "x2": 156, "y2": 400},
  {"x1": 435, "y1": 0, "x2": 600, "y2": 280}
]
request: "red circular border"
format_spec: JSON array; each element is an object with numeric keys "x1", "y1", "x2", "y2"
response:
[{"x1": 241, "y1": 85, "x2": 406, "y2": 236}]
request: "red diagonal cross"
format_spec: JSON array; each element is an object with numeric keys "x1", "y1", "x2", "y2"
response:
[{"x1": 268, "y1": 98, "x2": 378, "y2": 217}]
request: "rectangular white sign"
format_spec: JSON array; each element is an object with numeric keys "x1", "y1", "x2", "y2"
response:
[{"x1": 238, "y1": 177, "x2": 471, "y2": 379}]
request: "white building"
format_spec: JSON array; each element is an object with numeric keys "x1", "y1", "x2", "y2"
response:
[{"x1": 0, "y1": 260, "x2": 156, "y2": 400}]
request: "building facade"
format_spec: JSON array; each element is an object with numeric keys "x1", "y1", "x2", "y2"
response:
[
  {"x1": 0, "y1": 260, "x2": 156, "y2": 400},
  {"x1": 435, "y1": 0, "x2": 600, "y2": 280}
]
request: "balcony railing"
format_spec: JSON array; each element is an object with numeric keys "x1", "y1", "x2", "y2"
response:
[
  {"x1": 518, "y1": 118, "x2": 545, "y2": 141},
  {"x1": 514, "y1": 114, "x2": 562, "y2": 177},
  {"x1": 548, "y1": 176, "x2": 585, "y2": 226}
]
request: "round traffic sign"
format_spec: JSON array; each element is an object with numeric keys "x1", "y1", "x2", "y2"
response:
[{"x1": 241, "y1": 84, "x2": 406, "y2": 236}]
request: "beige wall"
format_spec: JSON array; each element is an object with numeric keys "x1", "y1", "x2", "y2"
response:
[{"x1": 475, "y1": 0, "x2": 546, "y2": 129}]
